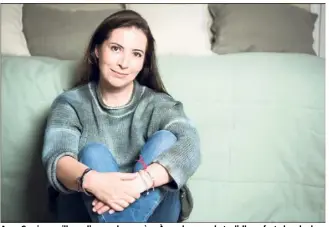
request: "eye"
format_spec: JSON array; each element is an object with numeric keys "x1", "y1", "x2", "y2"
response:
[
  {"x1": 110, "y1": 46, "x2": 120, "y2": 52},
  {"x1": 133, "y1": 52, "x2": 142, "y2": 58}
]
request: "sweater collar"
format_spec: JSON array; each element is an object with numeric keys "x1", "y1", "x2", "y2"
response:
[{"x1": 91, "y1": 80, "x2": 145, "y2": 116}]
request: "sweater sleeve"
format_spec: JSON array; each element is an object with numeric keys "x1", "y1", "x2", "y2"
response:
[
  {"x1": 41, "y1": 95, "x2": 82, "y2": 194},
  {"x1": 150, "y1": 97, "x2": 201, "y2": 190}
]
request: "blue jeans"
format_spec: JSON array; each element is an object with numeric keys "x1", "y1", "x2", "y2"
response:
[{"x1": 56, "y1": 130, "x2": 181, "y2": 223}]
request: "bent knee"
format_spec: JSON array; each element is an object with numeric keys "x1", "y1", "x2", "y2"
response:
[
  {"x1": 152, "y1": 130, "x2": 177, "y2": 145},
  {"x1": 78, "y1": 143, "x2": 110, "y2": 161},
  {"x1": 78, "y1": 143, "x2": 118, "y2": 172},
  {"x1": 145, "y1": 130, "x2": 177, "y2": 154}
]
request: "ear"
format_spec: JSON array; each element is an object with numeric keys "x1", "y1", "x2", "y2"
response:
[{"x1": 94, "y1": 46, "x2": 99, "y2": 58}]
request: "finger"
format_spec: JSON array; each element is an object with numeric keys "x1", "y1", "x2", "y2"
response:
[
  {"x1": 94, "y1": 201, "x2": 105, "y2": 211},
  {"x1": 92, "y1": 198, "x2": 99, "y2": 206},
  {"x1": 109, "y1": 202, "x2": 124, "y2": 212},
  {"x1": 97, "y1": 205, "x2": 111, "y2": 214},
  {"x1": 118, "y1": 172, "x2": 138, "y2": 180},
  {"x1": 115, "y1": 199, "x2": 130, "y2": 209},
  {"x1": 122, "y1": 193, "x2": 137, "y2": 204}
]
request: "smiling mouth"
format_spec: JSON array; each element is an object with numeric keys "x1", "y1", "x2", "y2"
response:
[{"x1": 111, "y1": 69, "x2": 129, "y2": 76}]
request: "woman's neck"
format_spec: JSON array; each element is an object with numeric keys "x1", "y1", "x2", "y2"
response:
[{"x1": 98, "y1": 80, "x2": 135, "y2": 108}]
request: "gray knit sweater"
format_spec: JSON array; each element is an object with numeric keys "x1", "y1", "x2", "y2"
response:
[{"x1": 42, "y1": 81, "x2": 201, "y2": 193}]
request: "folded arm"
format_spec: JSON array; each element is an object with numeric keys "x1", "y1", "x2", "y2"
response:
[
  {"x1": 145, "y1": 98, "x2": 201, "y2": 190},
  {"x1": 42, "y1": 96, "x2": 85, "y2": 193}
]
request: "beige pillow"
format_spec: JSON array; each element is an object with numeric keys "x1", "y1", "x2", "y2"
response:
[
  {"x1": 22, "y1": 4, "x2": 124, "y2": 60},
  {"x1": 36, "y1": 3, "x2": 124, "y2": 11},
  {"x1": 208, "y1": 4, "x2": 318, "y2": 55},
  {"x1": 126, "y1": 4, "x2": 213, "y2": 56},
  {"x1": 1, "y1": 4, "x2": 30, "y2": 56}
]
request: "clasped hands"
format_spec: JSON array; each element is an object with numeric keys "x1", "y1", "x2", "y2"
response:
[{"x1": 84, "y1": 170, "x2": 152, "y2": 215}]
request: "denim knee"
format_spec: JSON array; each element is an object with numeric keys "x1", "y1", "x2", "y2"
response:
[
  {"x1": 78, "y1": 143, "x2": 118, "y2": 172},
  {"x1": 78, "y1": 143, "x2": 110, "y2": 162},
  {"x1": 135, "y1": 130, "x2": 177, "y2": 172},
  {"x1": 151, "y1": 130, "x2": 177, "y2": 146}
]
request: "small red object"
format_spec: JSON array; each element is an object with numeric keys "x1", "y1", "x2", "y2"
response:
[{"x1": 137, "y1": 155, "x2": 148, "y2": 170}]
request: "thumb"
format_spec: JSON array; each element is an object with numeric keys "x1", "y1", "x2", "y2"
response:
[{"x1": 118, "y1": 172, "x2": 138, "y2": 180}]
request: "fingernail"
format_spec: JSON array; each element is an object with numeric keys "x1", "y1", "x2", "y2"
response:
[
  {"x1": 92, "y1": 208, "x2": 96, "y2": 212},
  {"x1": 92, "y1": 202, "x2": 95, "y2": 206},
  {"x1": 109, "y1": 210, "x2": 114, "y2": 214}
]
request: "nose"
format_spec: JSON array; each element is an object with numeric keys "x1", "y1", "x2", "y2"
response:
[{"x1": 118, "y1": 54, "x2": 129, "y2": 69}]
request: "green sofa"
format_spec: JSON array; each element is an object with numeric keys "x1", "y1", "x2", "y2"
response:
[{"x1": 1, "y1": 53, "x2": 325, "y2": 222}]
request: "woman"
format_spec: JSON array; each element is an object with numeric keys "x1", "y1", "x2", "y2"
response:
[{"x1": 42, "y1": 9, "x2": 201, "y2": 223}]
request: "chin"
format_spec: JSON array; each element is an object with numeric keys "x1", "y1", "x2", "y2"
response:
[{"x1": 105, "y1": 77, "x2": 133, "y2": 89}]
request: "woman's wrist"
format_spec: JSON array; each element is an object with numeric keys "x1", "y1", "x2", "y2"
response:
[
  {"x1": 82, "y1": 169, "x2": 97, "y2": 193},
  {"x1": 136, "y1": 170, "x2": 153, "y2": 193}
]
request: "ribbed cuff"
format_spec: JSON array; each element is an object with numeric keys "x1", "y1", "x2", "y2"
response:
[
  {"x1": 47, "y1": 152, "x2": 78, "y2": 194},
  {"x1": 152, "y1": 159, "x2": 186, "y2": 191}
]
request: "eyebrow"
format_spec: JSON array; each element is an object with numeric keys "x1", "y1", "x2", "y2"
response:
[{"x1": 109, "y1": 42, "x2": 145, "y2": 54}]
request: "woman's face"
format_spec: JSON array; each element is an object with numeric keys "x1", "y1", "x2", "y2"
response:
[{"x1": 95, "y1": 26, "x2": 147, "y2": 89}]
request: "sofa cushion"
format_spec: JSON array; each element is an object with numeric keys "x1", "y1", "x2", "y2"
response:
[
  {"x1": 1, "y1": 56, "x2": 77, "y2": 222},
  {"x1": 1, "y1": 53, "x2": 325, "y2": 222}
]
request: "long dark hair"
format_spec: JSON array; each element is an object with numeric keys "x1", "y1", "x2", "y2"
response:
[{"x1": 74, "y1": 9, "x2": 168, "y2": 95}]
